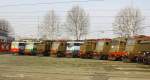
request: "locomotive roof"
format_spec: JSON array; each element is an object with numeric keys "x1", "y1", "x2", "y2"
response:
[
  {"x1": 67, "y1": 41, "x2": 84, "y2": 44},
  {"x1": 131, "y1": 35, "x2": 150, "y2": 41},
  {"x1": 66, "y1": 40, "x2": 84, "y2": 42},
  {"x1": 85, "y1": 38, "x2": 112, "y2": 42},
  {"x1": 112, "y1": 37, "x2": 127, "y2": 42}
]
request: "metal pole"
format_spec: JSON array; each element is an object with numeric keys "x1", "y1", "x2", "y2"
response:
[
  {"x1": 130, "y1": 0, "x2": 134, "y2": 8},
  {"x1": 37, "y1": 16, "x2": 40, "y2": 40}
]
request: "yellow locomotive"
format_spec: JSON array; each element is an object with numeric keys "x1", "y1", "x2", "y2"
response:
[
  {"x1": 124, "y1": 35, "x2": 150, "y2": 64},
  {"x1": 50, "y1": 40, "x2": 67, "y2": 57},
  {"x1": 108, "y1": 37, "x2": 127, "y2": 61}
]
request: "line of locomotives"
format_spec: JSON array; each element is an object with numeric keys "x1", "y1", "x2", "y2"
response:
[{"x1": 10, "y1": 35, "x2": 150, "y2": 64}]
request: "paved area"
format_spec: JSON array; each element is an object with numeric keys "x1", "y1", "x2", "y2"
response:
[{"x1": 0, "y1": 54, "x2": 149, "y2": 80}]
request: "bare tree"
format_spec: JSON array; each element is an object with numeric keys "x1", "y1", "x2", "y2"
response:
[
  {"x1": 0, "y1": 19, "x2": 14, "y2": 37},
  {"x1": 40, "y1": 10, "x2": 59, "y2": 40},
  {"x1": 66, "y1": 6, "x2": 89, "y2": 40},
  {"x1": 113, "y1": 7, "x2": 143, "y2": 37},
  {"x1": 7, "y1": 24, "x2": 15, "y2": 37}
]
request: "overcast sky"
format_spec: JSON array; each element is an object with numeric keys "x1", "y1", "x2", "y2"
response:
[{"x1": 0, "y1": 0, "x2": 149, "y2": 39}]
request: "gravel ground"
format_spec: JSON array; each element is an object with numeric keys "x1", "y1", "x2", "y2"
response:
[{"x1": 0, "y1": 54, "x2": 149, "y2": 80}]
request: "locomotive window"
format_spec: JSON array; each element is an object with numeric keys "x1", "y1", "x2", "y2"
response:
[
  {"x1": 111, "y1": 40, "x2": 118, "y2": 45},
  {"x1": 52, "y1": 42, "x2": 59, "y2": 48},
  {"x1": 106, "y1": 42, "x2": 109, "y2": 45},
  {"x1": 137, "y1": 40, "x2": 141, "y2": 43},
  {"x1": 1, "y1": 39, "x2": 4, "y2": 42},
  {"x1": 97, "y1": 42, "x2": 104, "y2": 46},
  {"x1": 74, "y1": 43, "x2": 80, "y2": 46},
  {"x1": 127, "y1": 39, "x2": 136, "y2": 45},
  {"x1": 67, "y1": 43, "x2": 73, "y2": 47},
  {"x1": 60, "y1": 43, "x2": 63, "y2": 46}
]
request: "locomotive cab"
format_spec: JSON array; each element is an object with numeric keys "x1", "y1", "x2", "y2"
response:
[
  {"x1": 125, "y1": 35, "x2": 150, "y2": 63},
  {"x1": 93, "y1": 39, "x2": 112, "y2": 60},
  {"x1": 51, "y1": 40, "x2": 67, "y2": 57},
  {"x1": 79, "y1": 39, "x2": 96, "y2": 59},
  {"x1": 65, "y1": 41, "x2": 83, "y2": 58},
  {"x1": 108, "y1": 37, "x2": 127, "y2": 61}
]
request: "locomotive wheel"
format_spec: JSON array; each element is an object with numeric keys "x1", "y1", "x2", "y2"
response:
[
  {"x1": 37, "y1": 53, "x2": 44, "y2": 57},
  {"x1": 57, "y1": 52, "x2": 64, "y2": 57},
  {"x1": 148, "y1": 57, "x2": 150, "y2": 65},
  {"x1": 32, "y1": 52, "x2": 37, "y2": 56},
  {"x1": 103, "y1": 55, "x2": 108, "y2": 60},
  {"x1": 57, "y1": 53, "x2": 61, "y2": 57},
  {"x1": 143, "y1": 58, "x2": 150, "y2": 65},
  {"x1": 66, "y1": 53, "x2": 73, "y2": 58},
  {"x1": 143, "y1": 59, "x2": 147, "y2": 64},
  {"x1": 80, "y1": 55, "x2": 86, "y2": 59},
  {"x1": 13, "y1": 53, "x2": 18, "y2": 56},
  {"x1": 136, "y1": 57, "x2": 142, "y2": 63},
  {"x1": 108, "y1": 57, "x2": 116, "y2": 61},
  {"x1": 72, "y1": 53, "x2": 78, "y2": 58},
  {"x1": 87, "y1": 53, "x2": 92, "y2": 59},
  {"x1": 93, "y1": 55, "x2": 100, "y2": 60},
  {"x1": 122, "y1": 56, "x2": 129, "y2": 62},
  {"x1": 100, "y1": 55, "x2": 108, "y2": 60},
  {"x1": 131, "y1": 56, "x2": 138, "y2": 62},
  {"x1": 116, "y1": 57, "x2": 122, "y2": 61}
]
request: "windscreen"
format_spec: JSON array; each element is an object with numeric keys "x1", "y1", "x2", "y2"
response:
[
  {"x1": 110, "y1": 40, "x2": 120, "y2": 52},
  {"x1": 52, "y1": 42, "x2": 60, "y2": 49},
  {"x1": 11, "y1": 42, "x2": 19, "y2": 49},
  {"x1": 127, "y1": 39, "x2": 136, "y2": 45},
  {"x1": 67, "y1": 42, "x2": 81, "y2": 51},
  {"x1": 96, "y1": 41, "x2": 104, "y2": 51},
  {"x1": 26, "y1": 42, "x2": 34, "y2": 50},
  {"x1": 111, "y1": 40, "x2": 119, "y2": 46}
]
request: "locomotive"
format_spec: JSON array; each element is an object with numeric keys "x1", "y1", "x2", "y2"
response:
[
  {"x1": 36, "y1": 40, "x2": 53, "y2": 56},
  {"x1": 108, "y1": 37, "x2": 127, "y2": 61},
  {"x1": 93, "y1": 39, "x2": 112, "y2": 60},
  {"x1": 50, "y1": 40, "x2": 67, "y2": 57},
  {"x1": 10, "y1": 35, "x2": 150, "y2": 65},
  {"x1": 79, "y1": 39, "x2": 96, "y2": 58},
  {"x1": 65, "y1": 40, "x2": 84, "y2": 58},
  {"x1": 124, "y1": 35, "x2": 150, "y2": 64}
]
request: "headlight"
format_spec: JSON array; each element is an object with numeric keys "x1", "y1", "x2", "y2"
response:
[
  {"x1": 147, "y1": 52, "x2": 149, "y2": 53},
  {"x1": 111, "y1": 46, "x2": 114, "y2": 48},
  {"x1": 138, "y1": 51, "x2": 141, "y2": 53}
]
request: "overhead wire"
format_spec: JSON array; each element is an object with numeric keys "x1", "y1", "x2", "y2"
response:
[
  {"x1": 0, "y1": 0, "x2": 102, "y2": 8},
  {"x1": 0, "y1": 9, "x2": 150, "y2": 13},
  {"x1": 0, "y1": 15, "x2": 148, "y2": 17}
]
